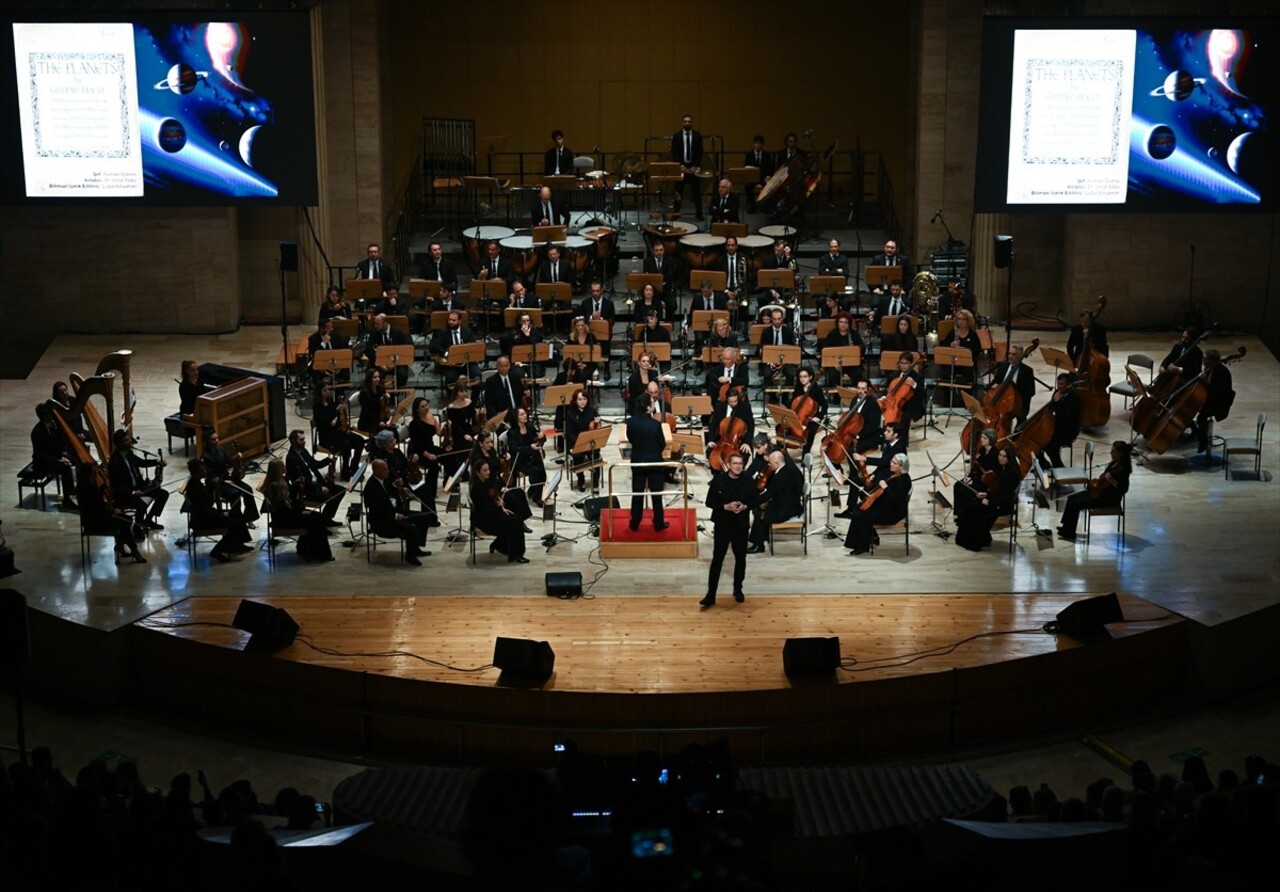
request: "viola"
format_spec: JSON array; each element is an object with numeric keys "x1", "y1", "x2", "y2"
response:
[{"x1": 1074, "y1": 295, "x2": 1111, "y2": 430}]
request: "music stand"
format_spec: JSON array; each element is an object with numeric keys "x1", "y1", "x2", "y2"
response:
[
  {"x1": 511, "y1": 343, "x2": 552, "y2": 408},
  {"x1": 444, "y1": 340, "x2": 485, "y2": 388},
  {"x1": 670, "y1": 431, "x2": 705, "y2": 468},
  {"x1": 571, "y1": 425, "x2": 611, "y2": 497},
  {"x1": 690, "y1": 309, "x2": 729, "y2": 335},
  {"x1": 632, "y1": 340, "x2": 672, "y2": 365},
  {"x1": 472, "y1": 279, "x2": 506, "y2": 305},
  {"x1": 534, "y1": 282, "x2": 572, "y2": 316},
  {"x1": 821, "y1": 345, "x2": 862, "y2": 390},
  {"x1": 767, "y1": 402, "x2": 805, "y2": 448},
  {"x1": 1039, "y1": 346, "x2": 1073, "y2": 373},
  {"x1": 925, "y1": 449, "x2": 954, "y2": 539},
  {"x1": 709, "y1": 222, "x2": 747, "y2": 239},
  {"x1": 757, "y1": 268, "x2": 795, "y2": 294},
  {"x1": 865, "y1": 265, "x2": 905, "y2": 289},
  {"x1": 671, "y1": 394, "x2": 712, "y2": 429},
  {"x1": 539, "y1": 467, "x2": 573, "y2": 548},
  {"x1": 345, "y1": 278, "x2": 383, "y2": 308},
  {"x1": 376, "y1": 343, "x2": 416, "y2": 393},
  {"x1": 809, "y1": 275, "x2": 845, "y2": 299},
  {"x1": 311, "y1": 348, "x2": 354, "y2": 390},
  {"x1": 532, "y1": 224, "x2": 568, "y2": 244},
  {"x1": 626, "y1": 272, "x2": 664, "y2": 298},
  {"x1": 442, "y1": 459, "x2": 471, "y2": 545},
  {"x1": 688, "y1": 270, "x2": 727, "y2": 292},
  {"x1": 932, "y1": 345, "x2": 974, "y2": 429},
  {"x1": 560, "y1": 344, "x2": 601, "y2": 375},
  {"x1": 814, "y1": 449, "x2": 847, "y2": 539}
]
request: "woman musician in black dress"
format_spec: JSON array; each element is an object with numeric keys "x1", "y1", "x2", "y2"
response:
[
  {"x1": 845, "y1": 453, "x2": 912, "y2": 555},
  {"x1": 506, "y1": 406, "x2": 548, "y2": 507},
  {"x1": 441, "y1": 378, "x2": 478, "y2": 485},
  {"x1": 955, "y1": 445, "x2": 1022, "y2": 551},
  {"x1": 470, "y1": 460, "x2": 529, "y2": 563},
  {"x1": 406, "y1": 396, "x2": 443, "y2": 522},
  {"x1": 563, "y1": 387, "x2": 602, "y2": 491}
]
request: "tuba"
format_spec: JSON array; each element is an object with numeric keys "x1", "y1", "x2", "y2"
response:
[{"x1": 909, "y1": 270, "x2": 939, "y2": 316}]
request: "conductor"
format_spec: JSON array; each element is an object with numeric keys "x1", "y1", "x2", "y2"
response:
[{"x1": 625, "y1": 396, "x2": 670, "y2": 532}]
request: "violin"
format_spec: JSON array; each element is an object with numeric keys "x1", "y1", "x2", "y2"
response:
[{"x1": 1074, "y1": 295, "x2": 1111, "y2": 430}]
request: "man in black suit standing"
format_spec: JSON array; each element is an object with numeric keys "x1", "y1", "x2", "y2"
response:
[
  {"x1": 544, "y1": 129, "x2": 573, "y2": 176},
  {"x1": 418, "y1": 242, "x2": 457, "y2": 291},
  {"x1": 531, "y1": 185, "x2": 569, "y2": 228},
  {"x1": 709, "y1": 179, "x2": 740, "y2": 224},
  {"x1": 747, "y1": 449, "x2": 803, "y2": 554},
  {"x1": 701, "y1": 451, "x2": 759, "y2": 607},
  {"x1": 625, "y1": 397, "x2": 669, "y2": 532},
  {"x1": 363, "y1": 458, "x2": 431, "y2": 566},
  {"x1": 356, "y1": 243, "x2": 397, "y2": 296},
  {"x1": 483, "y1": 355, "x2": 526, "y2": 420},
  {"x1": 670, "y1": 114, "x2": 704, "y2": 220},
  {"x1": 743, "y1": 134, "x2": 773, "y2": 212}
]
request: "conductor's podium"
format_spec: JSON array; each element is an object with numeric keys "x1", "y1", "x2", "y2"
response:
[{"x1": 598, "y1": 462, "x2": 698, "y2": 559}]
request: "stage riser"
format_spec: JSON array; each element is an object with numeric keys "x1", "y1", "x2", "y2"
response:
[{"x1": 126, "y1": 623, "x2": 1189, "y2": 764}]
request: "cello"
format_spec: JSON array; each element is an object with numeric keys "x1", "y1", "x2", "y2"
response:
[
  {"x1": 959, "y1": 338, "x2": 1039, "y2": 452},
  {"x1": 1134, "y1": 347, "x2": 1246, "y2": 454},
  {"x1": 1073, "y1": 295, "x2": 1111, "y2": 430},
  {"x1": 710, "y1": 413, "x2": 749, "y2": 473},
  {"x1": 878, "y1": 352, "x2": 926, "y2": 426},
  {"x1": 822, "y1": 402, "x2": 868, "y2": 466},
  {"x1": 779, "y1": 379, "x2": 821, "y2": 443}
]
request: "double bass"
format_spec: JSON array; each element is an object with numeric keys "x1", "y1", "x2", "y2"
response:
[
  {"x1": 1073, "y1": 295, "x2": 1111, "y2": 429},
  {"x1": 1000, "y1": 380, "x2": 1085, "y2": 476},
  {"x1": 959, "y1": 338, "x2": 1039, "y2": 452},
  {"x1": 1132, "y1": 347, "x2": 1246, "y2": 454},
  {"x1": 1130, "y1": 328, "x2": 1214, "y2": 438}
]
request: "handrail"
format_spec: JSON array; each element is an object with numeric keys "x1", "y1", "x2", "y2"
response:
[{"x1": 605, "y1": 460, "x2": 694, "y2": 540}]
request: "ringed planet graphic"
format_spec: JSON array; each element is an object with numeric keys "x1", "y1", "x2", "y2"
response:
[
  {"x1": 1148, "y1": 69, "x2": 1206, "y2": 101},
  {"x1": 153, "y1": 63, "x2": 210, "y2": 94}
]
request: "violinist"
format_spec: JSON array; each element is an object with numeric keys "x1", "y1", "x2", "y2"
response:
[
  {"x1": 939, "y1": 309, "x2": 982, "y2": 389},
  {"x1": 507, "y1": 406, "x2": 548, "y2": 507},
  {"x1": 317, "y1": 284, "x2": 351, "y2": 324},
  {"x1": 470, "y1": 460, "x2": 529, "y2": 563},
  {"x1": 357, "y1": 367, "x2": 393, "y2": 436},
  {"x1": 407, "y1": 396, "x2": 443, "y2": 521},
  {"x1": 787, "y1": 365, "x2": 827, "y2": 453},
  {"x1": 1159, "y1": 327, "x2": 1204, "y2": 382},
  {"x1": 468, "y1": 429, "x2": 502, "y2": 485},
  {"x1": 178, "y1": 359, "x2": 202, "y2": 416},
  {"x1": 1066, "y1": 307, "x2": 1109, "y2": 361},
  {"x1": 1057, "y1": 440, "x2": 1131, "y2": 542},
  {"x1": 702, "y1": 451, "x2": 759, "y2": 607},
  {"x1": 483, "y1": 355, "x2": 526, "y2": 419},
  {"x1": 363, "y1": 458, "x2": 431, "y2": 566},
  {"x1": 200, "y1": 428, "x2": 257, "y2": 523},
  {"x1": 706, "y1": 387, "x2": 755, "y2": 455},
  {"x1": 185, "y1": 459, "x2": 252, "y2": 563},
  {"x1": 953, "y1": 428, "x2": 999, "y2": 517},
  {"x1": 107, "y1": 428, "x2": 169, "y2": 530},
  {"x1": 429, "y1": 309, "x2": 478, "y2": 389},
  {"x1": 477, "y1": 429, "x2": 533, "y2": 524},
  {"x1": 372, "y1": 429, "x2": 414, "y2": 500},
  {"x1": 1191, "y1": 349, "x2": 1236, "y2": 454},
  {"x1": 313, "y1": 382, "x2": 365, "y2": 480},
  {"x1": 564, "y1": 387, "x2": 601, "y2": 492},
  {"x1": 285, "y1": 429, "x2": 342, "y2": 521},
  {"x1": 260, "y1": 459, "x2": 334, "y2": 561},
  {"x1": 835, "y1": 422, "x2": 905, "y2": 518},
  {"x1": 879, "y1": 314, "x2": 918, "y2": 353},
  {"x1": 845, "y1": 453, "x2": 911, "y2": 555},
  {"x1": 747, "y1": 449, "x2": 803, "y2": 554},
  {"x1": 821, "y1": 312, "x2": 864, "y2": 395},
  {"x1": 987, "y1": 343, "x2": 1036, "y2": 427},
  {"x1": 1038, "y1": 373, "x2": 1081, "y2": 469},
  {"x1": 746, "y1": 433, "x2": 773, "y2": 480},
  {"x1": 705, "y1": 347, "x2": 749, "y2": 402},
  {"x1": 442, "y1": 378, "x2": 478, "y2": 484},
  {"x1": 30, "y1": 403, "x2": 79, "y2": 510},
  {"x1": 955, "y1": 445, "x2": 1022, "y2": 552}
]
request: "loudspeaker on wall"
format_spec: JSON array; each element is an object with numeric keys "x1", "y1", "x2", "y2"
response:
[
  {"x1": 993, "y1": 235, "x2": 1014, "y2": 269},
  {"x1": 279, "y1": 240, "x2": 299, "y2": 272}
]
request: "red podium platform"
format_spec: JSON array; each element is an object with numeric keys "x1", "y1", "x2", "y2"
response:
[{"x1": 598, "y1": 508, "x2": 699, "y2": 559}]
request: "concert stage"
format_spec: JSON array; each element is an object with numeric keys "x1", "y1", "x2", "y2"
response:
[{"x1": 125, "y1": 592, "x2": 1186, "y2": 764}]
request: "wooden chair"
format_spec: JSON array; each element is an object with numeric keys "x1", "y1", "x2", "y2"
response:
[
  {"x1": 1223, "y1": 413, "x2": 1266, "y2": 480},
  {"x1": 769, "y1": 479, "x2": 810, "y2": 555}
]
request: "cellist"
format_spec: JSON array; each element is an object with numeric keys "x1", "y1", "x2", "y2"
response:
[
  {"x1": 1057, "y1": 440, "x2": 1131, "y2": 542},
  {"x1": 706, "y1": 387, "x2": 755, "y2": 465},
  {"x1": 705, "y1": 346, "x2": 749, "y2": 401},
  {"x1": 986, "y1": 344, "x2": 1036, "y2": 428},
  {"x1": 845, "y1": 380, "x2": 883, "y2": 455},
  {"x1": 879, "y1": 352, "x2": 925, "y2": 447},
  {"x1": 835, "y1": 422, "x2": 905, "y2": 519},
  {"x1": 1038, "y1": 373, "x2": 1082, "y2": 469},
  {"x1": 785, "y1": 365, "x2": 828, "y2": 453},
  {"x1": 1190, "y1": 349, "x2": 1236, "y2": 454}
]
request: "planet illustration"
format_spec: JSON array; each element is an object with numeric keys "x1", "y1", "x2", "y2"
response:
[
  {"x1": 239, "y1": 125, "x2": 261, "y2": 167},
  {"x1": 219, "y1": 140, "x2": 231, "y2": 153},
  {"x1": 153, "y1": 62, "x2": 209, "y2": 94},
  {"x1": 1148, "y1": 69, "x2": 1205, "y2": 101},
  {"x1": 156, "y1": 118, "x2": 187, "y2": 153},
  {"x1": 1146, "y1": 124, "x2": 1176, "y2": 160}
]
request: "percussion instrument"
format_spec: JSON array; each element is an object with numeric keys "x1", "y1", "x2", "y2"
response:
[
  {"x1": 581, "y1": 225, "x2": 618, "y2": 267},
  {"x1": 642, "y1": 220, "x2": 697, "y2": 258},
  {"x1": 758, "y1": 224, "x2": 798, "y2": 243},
  {"x1": 680, "y1": 233, "x2": 725, "y2": 272},
  {"x1": 570, "y1": 210, "x2": 619, "y2": 232},
  {"x1": 500, "y1": 234, "x2": 540, "y2": 280},
  {"x1": 462, "y1": 225, "x2": 515, "y2": 276},
  {"x1": 737, "y1": 234, "x2": 773, "y2": 273},
  {"x1": 562, "y1": 235, "x2": 594, "y2": 276}
]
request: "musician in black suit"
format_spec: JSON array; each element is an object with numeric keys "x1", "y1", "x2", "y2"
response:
[
  {"x1": 817, "y1": 239, "x2": 850, "y2": 278},
  {"x1": 285, "y1": 429, "x2": 342, "y2": 520},
  {"x1": 364, "y1": 313, "x2": 413, "y2": 389},
  {"x1": 431, "y1": 285, "x2": 466, "y2": 313},
  {"x1": 1160, "y1": 327, "x2": 1204, "y2": 381},
  {"x1": 483, "y1": 355, "x2": 526, "y2": 419},
  {"x1": 363, "y1": 458, "x2": 431, "y2": 565},
  {"x1": 987, "y1": 343, "x2": 1037, "y2": 427},
  {"x1": 500, "y1": 313, "x2": 545, "y2": 377},
  {"x1": 1039, "y1": 373, "x2": 1081, "y2": 469},
  {"x1": 879, "y1": 353, "x2": 925, "y2": 447},
  {"x1": 418, "y1": 242, "x2": 458, "y2": 291},
  {"x1": 1192, "y1": 349, "x2": 1236, "y2": 454},
  {"x1": 507, "y1": 281, "x2": 542, "y2": 311},
  {"x1": 536, "y1": 247, "x2": 570, "y2": 287},
  {"x1": 531, "y1": 185, "x2": 569, "y2": 227},
  {"x1": 686, "y1": 281, "x2": 727, "y2": 353},
  {"x1": 758, "y1": 240, "x2": 795, "y2": 309},
  {"x1": 747, "y1": 449, "x2": 803, "y2": 552},
  {"x1": 474, "y1": 241, "x2": 514, "y2": 289},
  {"x1": 870, "y1": 239, "x2": 911, "y2": 287},
  {"x1": 705, "y1": 346, "x2": 749, "y2": 400},
  {"x1": 758, "y1": 307, "x2": 797, "y2": 398},
  {"x1": 670, "y1": 114, "x2": 705, "y2": 219},
  {"x1": 778, "y1": 132, "x2": 807, "y2": 167},
  {"x1": 642, "y1": 242, "x2": 677, "y2": 309},
  {"x1": 701, "y1": 450, "x2": 760, "y2": 606},
  {"x1": 30, "y1": 402, "x2": 78, "y2": 509},
  {"x1": 578, "y1": 280, "x2": 615, "y2": 375},
  {"x1": 200, "y1": 427, "x2": 258, "y2": 523},
  {"x1": 184, "y1": 459, "x2": 251, "y2": 563},
  {"x1": 719, "y1": 236, "x2": 749, "y2": 308},
  {"x1": 1066, "y1": 307, "x2": 1109, "y2": 361},
  {"x1": 429, "y1": 309, "x2": 478, "y2": 388},
  {"x1": 709, "y1": 179, "x2": 740, "y2": 224},
  {"x1": 307, "y1": 318, "x2": 349, "y2": 357},
  {"x1": 379, "y1": 285, "x2": 410, "y2": 318},
  {"x1": 743, "y1": 135, "x2": 773, "y2": 211},
  {"x1": 869, "y1": 281, "x2": 911, "y2": 322},
  {"x1": 705, "y1": 386, "x2": 755, "y2": 450},
  {"x1": 843, "y1": 380, "x2": 883, "y2": 455},
  {"x1": 543, "y1": 130, "x2": 573, "y2": 176},
  {"x1": 108, "y1": 428, "x2": 169, "y2": 529},
  {"x1": 625, "y1": 398, "x2": 669, "y2": 531},
  {"x1": 356, "y1": 243, "x2": 397, "y2": 294}
]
